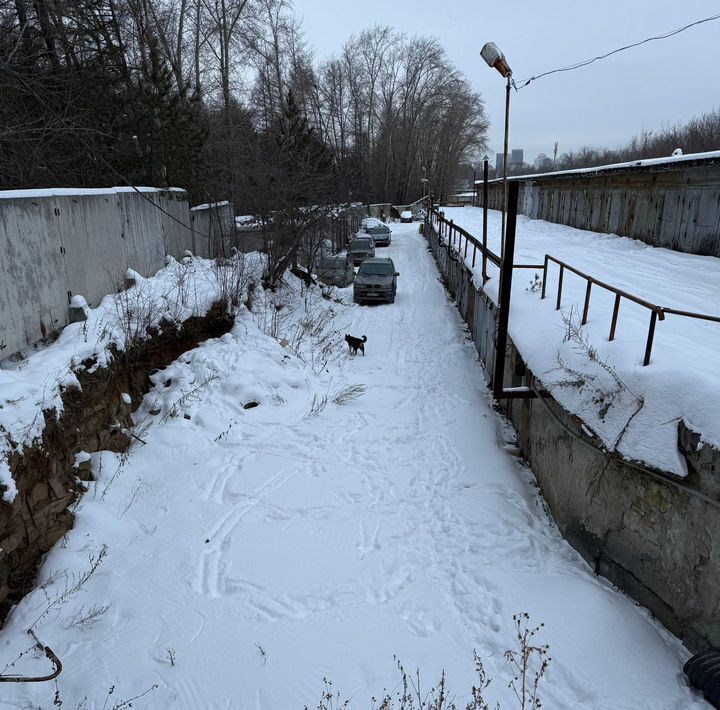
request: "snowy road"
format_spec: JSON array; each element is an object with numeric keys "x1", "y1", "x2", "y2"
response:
[{"x1": 0, "y1": 223, "x2": 703, "y2": 708}]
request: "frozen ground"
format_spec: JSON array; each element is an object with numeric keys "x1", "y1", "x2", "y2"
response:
[
  {"x1": 0, "y1": 224, "x2": 705, "y2": 708},
  {"x1": 442, "y1": 206, "x2": 720, "y2": 476}
]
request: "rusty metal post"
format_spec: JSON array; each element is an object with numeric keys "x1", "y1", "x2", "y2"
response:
[
  {"x1": 555, "y1": 265, "x2": 564, "y2": 310},
  {"x1": 643, "y1": 310, "x2": 658, "y2": 366},
  {"x1": 609, "y1": 294, "x2": 621, "y2": 341},
  {"x1": 541, "y1": 255, "x2": 549, "y2": 299},
  {"x1": 472, "y1": 243, "x2": 477, "y2": 268},
  {"x1": 493, "y1": 181, "x2": 519, "y2": 399},
  {"x1": 482, "y1": 158, "x2": 489, "y2": 282},
  {"x1": 581, "y1": 281, "x2": 592, "y2": 324}
]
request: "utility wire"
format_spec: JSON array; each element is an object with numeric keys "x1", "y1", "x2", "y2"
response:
[{"x1": 514, "y1": 12, "x2": 720, "y2": 89}]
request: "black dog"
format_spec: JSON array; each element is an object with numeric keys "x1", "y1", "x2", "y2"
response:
[{"x1": 345, "y1": 334, "x2": 367, "y2": 356}]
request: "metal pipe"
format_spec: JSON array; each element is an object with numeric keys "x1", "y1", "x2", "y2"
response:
[
  {"x1": 482, "y1": 158, "x2": 489, "y2": 282},
  {"x1": 582, "y1": 281, "x2": 592, "y2": 324},
  {"x1": 609, "y1": 294, "x2": 621, "y2": 341},
  {"x1": 555, "y1": 265, "x2": 564, "y2": 311},
  {"x1": 493, "y1": 180, "x2": 519, "y2": 399},
  {"x1": 643, "y1": 310, "x2": 658, "y2": 366}
]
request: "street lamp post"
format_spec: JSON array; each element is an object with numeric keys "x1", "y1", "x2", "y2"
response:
[{"x1": 480, "y1": 41, "x2": 512, "y2": 261}]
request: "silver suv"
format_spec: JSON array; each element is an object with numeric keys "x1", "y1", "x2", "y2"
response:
[{"x1": 353, "y1": 257, "x2": 399, "y2": 305}]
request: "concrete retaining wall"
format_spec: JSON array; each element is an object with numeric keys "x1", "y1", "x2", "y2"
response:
[
  {"x1": 0, "y1": 187, "x2": 222, "y2": 358},
  {"x1": 191, "y1": 201, "x2": 237, "y2": 257},
  {"x1": 425, "y1": 215, "x2": 720, "y2": 652},
  {"x1": 475, "y1": 155, "x2": 720, "y2": 257}
]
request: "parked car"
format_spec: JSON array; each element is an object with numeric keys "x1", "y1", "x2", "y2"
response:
[
  {"x1": 353, "y1": 257, "x2": 399, "y2": 305},
  {"x1": 400, "y1": 210, "x2": 413, "y2": 223},
  {"x1": 365, "y1": 224, "x2": 392, "y2": 246},
  {"x1": 361, "y1": 217, "x2": 384, "y2": 230},
  {"x1": 317, "y1": 252, "x2": 354, "y2": 287},
  {"x1": 348, "y1": 236, "x2": 375, "y2": 265}
]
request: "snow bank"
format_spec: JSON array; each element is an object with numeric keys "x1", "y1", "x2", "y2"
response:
[{"x1": 0, "y1": 253, "x2": 262, "y2": 500}]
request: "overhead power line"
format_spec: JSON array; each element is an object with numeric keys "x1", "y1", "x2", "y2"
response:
[{"x1": 514, "y1": 12, "x2": 720, "y2": 89}]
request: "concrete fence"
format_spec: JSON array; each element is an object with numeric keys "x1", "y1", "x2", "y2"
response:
[
  {"x1": 190, "y1": 201, "x2": 237, "y2": 257},
  {"x1": 424, "y1": 214, "x2": 720, "y2": 653},
  {"x1": 0, "y1": 187, "x2": 229, "y2": 358},
  {"x1": 475, "y1": 152, "x2": 720, "y2": 257}
]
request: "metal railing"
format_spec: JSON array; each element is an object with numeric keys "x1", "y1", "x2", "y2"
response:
[
  {"x1": 429, "y1": 204, "x2": 720, "y2": 367},
  {"x1": 542, "y1": 255, "x2": 720, "y2": 366},
  {"x1": 429, "y1": 207, "x2": 544, "y2": 274}
]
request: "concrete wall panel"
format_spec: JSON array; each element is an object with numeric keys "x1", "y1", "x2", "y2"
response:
[
  {"x1": 54, "y1": 193, "x2": 125, "y2": 307},
  {"x1": 0, "y1": 198, "x2": 68, "y2": 352},
  {"x1": 0, "y1": 187, "x2": 202, "y2": 358},
  {"x1": 121, "y1": 192, "x2": 166, "y2": 276},
  {"x1": 160, "y1": 193, "x2": 194, "y2": 258}
]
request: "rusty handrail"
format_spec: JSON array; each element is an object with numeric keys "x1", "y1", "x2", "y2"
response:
[
  {"x1": 541, "y1": 254, "x2": 720, "y2": 366},
  {"x1": 663, "y1": 306, "x2": 720, "y2": 323},
  {"x1": 427, "y1": 207, "x2": 719, "y2": 367},
  {"x1": 429, "y1": 207, "x2": 544, "y2": 271}
]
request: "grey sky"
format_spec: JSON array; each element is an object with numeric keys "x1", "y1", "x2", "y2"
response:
[{"x1": 295, "y1": 0, "x2": 720, "y2": 164}]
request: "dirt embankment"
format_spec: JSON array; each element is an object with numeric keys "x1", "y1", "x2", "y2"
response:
[{"x1": 0, "y1": 304, "x2": 234, "y2": 624}]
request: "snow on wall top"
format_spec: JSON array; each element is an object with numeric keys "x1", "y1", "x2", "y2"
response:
[
  {"x1": 474, "y1": 149, "x2": 720, "y2": 185},
  {"x1": 190, "y1": 200, "x2": 230, "y2": 211},
  {"x1": 0, "y1": 186, "x2": 187, "y2": 200}
]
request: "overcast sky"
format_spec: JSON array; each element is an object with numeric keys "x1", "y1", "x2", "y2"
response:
[{"x1": 294, "y1": 0, "x2": 720, "y2": 165}]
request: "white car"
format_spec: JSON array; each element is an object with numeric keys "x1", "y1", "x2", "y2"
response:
[
  {"x1": 361, "y1": 217, "x2": 384, "y2": 230},
  {"x1": 400, "y1": 210, "x2": 413, "y2": 223}
]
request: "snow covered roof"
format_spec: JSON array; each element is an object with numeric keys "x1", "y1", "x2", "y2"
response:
[
  {"x1": 474, "y1": 149, "x2": 720, "y2": 186},
  {"x1": 0, "y1": 186, "x2": 186, "y2": 200}
]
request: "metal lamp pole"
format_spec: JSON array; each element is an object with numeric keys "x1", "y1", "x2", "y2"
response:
[
  {"x1": 501, "y1": 74, "x2": 511, "y2": 260},
  {"x1": 480, "y1": 42, "x2": 512, "y2": 261}
]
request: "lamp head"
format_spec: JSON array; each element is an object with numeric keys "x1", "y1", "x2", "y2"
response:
[{"x1": 481, "y1": 42, "x2": 512, "y2": 78}]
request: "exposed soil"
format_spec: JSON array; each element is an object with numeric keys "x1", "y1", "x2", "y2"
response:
[{"x1": 0, "y1": 303, "x2": 234, "y2": 624}]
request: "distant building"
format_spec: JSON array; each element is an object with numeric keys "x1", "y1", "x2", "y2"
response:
[
  {"x1": 535, "y1": 153, "x2": 553, "y2": 172},
  {"x1": 510, "y1": 149, "x2": 524, "y2": 167},
  {"x1": 497, "y1": 149, "x2": 525, "y2": 172}
]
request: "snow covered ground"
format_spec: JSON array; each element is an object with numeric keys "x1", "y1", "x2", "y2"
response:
[
  {"x1": 0, "y1": 256, "x2": 233, "y2": 500},
  {"x1": 442, "y1": 206, "x2": 720, "y2": 476},
  {"x1": 0, "y1": 224, "x2": 704, "y2": 708}
]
